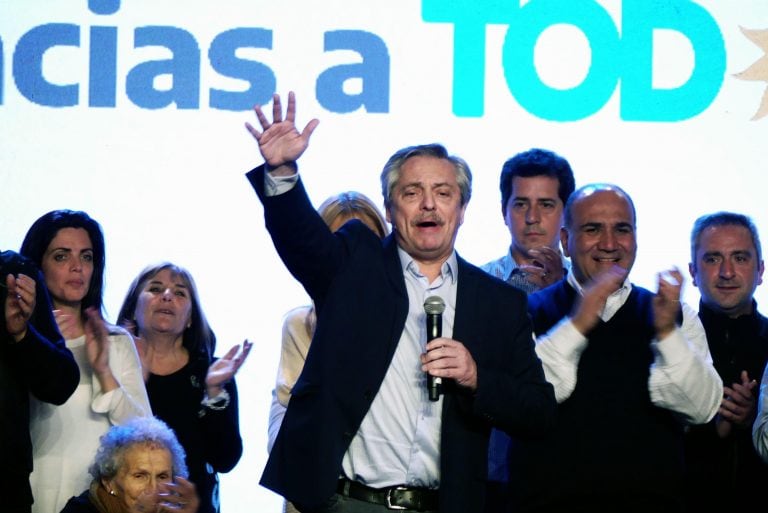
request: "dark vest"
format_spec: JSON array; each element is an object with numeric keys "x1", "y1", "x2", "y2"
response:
[
  {"x1": 683, "y1": 300, "x2": 768, "y2": 510},
  {"x1": 508, "y1": 281, "x2": 685, "y2": 512}
]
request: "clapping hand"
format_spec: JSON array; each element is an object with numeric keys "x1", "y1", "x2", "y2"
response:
[
  {"x1": 571, "y1": 264, "x2": 628, "y2": 335},
  {"x1": 53, "y1": 309, "x2": 79, "y2": 339},
  {"x1": 158, "y1": 477, "x2": 199, "y2": 512},
  {"x1": 84, "y1": 307, "x2": 111, "y2": 373},
  {"x1": 4, "y1": 273, "x2": 36, "y2": 342},
  {"x1": 519, "y1": 246, "x2": 565, "y2": 288},
  {"x1": 205, "y1": 340, "x2": 253, "y2": 398},
  {"x1": 652, "y1": 267, "x2": 684, "y2": 340},
  {"x1": 716, "y1": 370, "x2": 758, "y2": 438}
]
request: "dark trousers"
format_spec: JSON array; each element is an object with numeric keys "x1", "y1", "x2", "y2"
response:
[{"x1": 296, "y1": 493, "x2": 439, "y2": 513}]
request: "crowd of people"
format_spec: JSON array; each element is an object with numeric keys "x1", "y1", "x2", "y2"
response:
[{"x1": 3, "y1": 89, "x2": 768, "y2": 513}]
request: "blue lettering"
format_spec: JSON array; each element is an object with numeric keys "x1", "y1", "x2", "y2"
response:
[
  {"x1": 504, "y1": 0, "x2": 620, "y2": 121},
  {"x1": 13, "y1": 23, "x2": 80, "y2": 107},
  {"x1": 423, "y1": 0, "x2": 725, "y2": 121},
  {"x1": 421, "y1": 0, "x2": 513, "y2": 117},
  {"x1": 209, "y1": 28, "x2": 275, "y2": 111},
  {"x1": 621, "y1": 0, "x2": 725, "y2": 121},
  {"x1": 126, "y1": 26, "x2": 201, "y2": 109},
  {"x1": 88, "y1": 0, "x2": 120, "y2": 16},
  {"x1": 316, "y1": 30, "x2": 390, "y2": 113},
  {"x1": 89, "y1": 26, "x2": 117, "y2": 107}
]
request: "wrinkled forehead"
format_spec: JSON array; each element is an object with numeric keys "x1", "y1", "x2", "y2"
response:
[{"x1": 398, "y1": 155, "x2": 458, "y2": 183}]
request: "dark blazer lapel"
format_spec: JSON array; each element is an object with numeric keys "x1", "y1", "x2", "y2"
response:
[
  {"x1": 453, "y1": 255, "x2": 481, "y2": 355},
  {"x1": 382, "y1": 234, "x2": 410, "y2": 359}
]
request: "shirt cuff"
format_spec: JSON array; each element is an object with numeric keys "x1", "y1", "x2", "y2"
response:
[
  {"x1": 650, "y1": 328, "x2": 688, "y2": 367},
  {"x1": 264, "y1": 169, "x2": 299, "y2": 196}
]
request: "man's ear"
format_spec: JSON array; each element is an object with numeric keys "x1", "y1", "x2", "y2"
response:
[
  {"x1": 560, "y1": 227, "x2": 570, "y2": 258},
  {"x1": 758, "y1": 259, "x2": 764, "y2": 286},
  {"x1": 688, "y1": 262, "x2": 698, "y2": 287}
]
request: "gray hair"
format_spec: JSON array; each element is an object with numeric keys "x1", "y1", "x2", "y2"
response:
[
  {"x1": 88, "y1": 416, "x2": 188, "y2": 481},
  {"x1": 690, "y1": 211, "x2": 762, "y2": 264},
  {"x1": 380, "y1": 143, "x2": 472, "y2": 210}
]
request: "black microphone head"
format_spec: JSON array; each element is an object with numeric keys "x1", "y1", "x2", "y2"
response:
[{"x1": 423, "y1": 295, "x2": 446, "y2": 315}]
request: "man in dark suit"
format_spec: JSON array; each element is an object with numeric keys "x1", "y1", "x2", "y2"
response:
[{"x1": 244, "y1": 92, "x2": 556, "y2": 513}]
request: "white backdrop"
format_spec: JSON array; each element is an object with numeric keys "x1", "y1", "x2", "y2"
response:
[{"x1": 2, "y1": 1, "x2": 767, "y2": 511}]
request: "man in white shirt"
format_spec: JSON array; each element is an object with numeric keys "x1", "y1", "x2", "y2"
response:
[{"x1": 507, "y1": 183, "x2": 722, "y2": 513}]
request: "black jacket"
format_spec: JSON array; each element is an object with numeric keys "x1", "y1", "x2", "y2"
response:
[
  {"x1": 0, "y1": 250, "x2": 79, "y2": 510},
  {"x1": 248, "y1": 167, "x2": 556, "y2": 512}
]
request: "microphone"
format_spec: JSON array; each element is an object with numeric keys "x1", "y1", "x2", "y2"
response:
[{"x1": 424, "y1": 295, "x2": 446, "y2": 401}]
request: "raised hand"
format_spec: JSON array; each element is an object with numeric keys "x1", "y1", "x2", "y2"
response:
[
  {"x1": 244, "y1": 91, "x2": 319, "y2": 169},
  {"x1": 4, "y1": 273, "x2": 36, "y2": 342},
  {"x1": 205, "y1": 340, "x2": 253, "y2": 398},
  {"x1": 83, "y1": 306, "x2": 119, "y2": 392}
]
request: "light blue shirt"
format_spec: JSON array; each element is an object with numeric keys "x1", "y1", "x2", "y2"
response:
[
  {"x1": 342, "y1": 247, "x2": 458, "y2": 489},
  {"x1": 481, "y1": 247, "x2": 570, "y2": 294},
  {"x1": 264, "y1": 168, "x2": 459, "y2": 488}
]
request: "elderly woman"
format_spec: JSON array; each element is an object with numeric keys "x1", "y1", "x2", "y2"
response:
[{"x1": 59, "y1": 416, "x2": 198, "y2": 513}]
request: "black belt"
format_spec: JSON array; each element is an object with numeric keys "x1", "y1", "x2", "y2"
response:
[{"x1": 336, "y1": 477, "x2": 439, "y2": 511}]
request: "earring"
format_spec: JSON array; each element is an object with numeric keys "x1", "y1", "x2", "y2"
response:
[{"x1": 109, "y1": 489, "x2": 117, "y2": 496}]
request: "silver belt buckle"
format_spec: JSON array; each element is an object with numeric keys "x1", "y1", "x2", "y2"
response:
[{"x1": 385, "y1": 486, "x2": 409, "y2": 510}]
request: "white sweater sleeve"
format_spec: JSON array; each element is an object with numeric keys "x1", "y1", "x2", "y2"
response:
[
  {"x1": 647, "y1": 303, "x2": 722, "y2": 424},
  {"x1": 91, "y1": 332, "x2": 152, "y2": 423}
]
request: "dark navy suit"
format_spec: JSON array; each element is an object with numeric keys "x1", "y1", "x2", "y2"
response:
[{"x1": 248, "y1": 166, "x2": 556, "y2": 513}]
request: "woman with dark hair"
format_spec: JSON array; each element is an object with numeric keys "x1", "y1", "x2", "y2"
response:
[
  {"x1": 116, "y1": 262, "x2": 251, "y2": 513},
  {"x1": 60, "y1": 416, "x2": 199, "y2": 513},
  {"x1": 20, "y1": 209, "x2": 151, "y2": 513}
]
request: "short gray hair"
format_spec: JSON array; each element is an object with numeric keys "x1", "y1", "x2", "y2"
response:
[
  {"x1": 380, "y1": 143, "x2": 472, "y2": 209},
  {"x1": 690, "y1": 211, "x2": 762, "y2": 264},
  {"x1": 88, "y1": 416, "x2": 188, "y2": 481}
]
